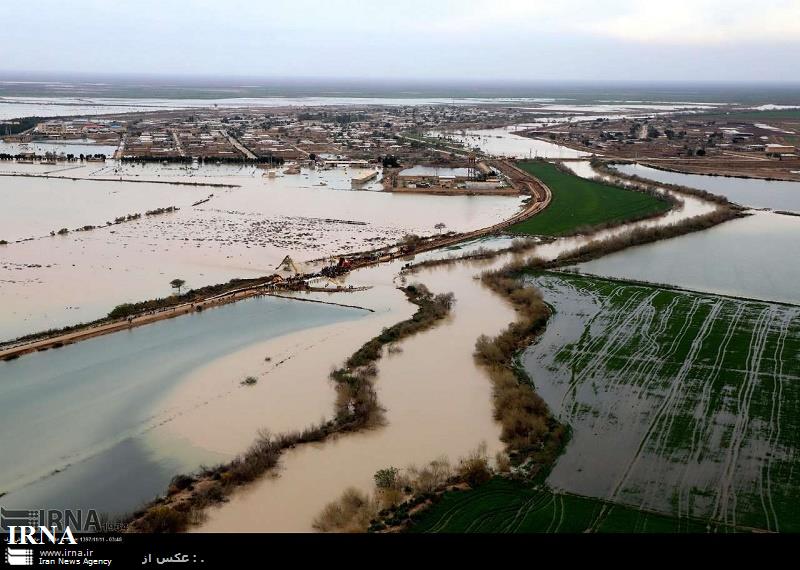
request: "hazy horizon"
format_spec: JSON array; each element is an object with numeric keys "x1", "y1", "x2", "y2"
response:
[
  {"x1": 1, "y1": 0, "x2": 798, "y2": 83},
  {"x1": 1, "y1": 73, "x2": 799, "y2": 105}
]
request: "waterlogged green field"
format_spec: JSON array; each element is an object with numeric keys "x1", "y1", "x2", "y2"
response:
[
  {"x1": 412, "y1": 478, "x2": 733, "y2": 533},
  {"x1": 414, "y1": 274, "x2": 800, "y2": 533},
  {"x1": 509, "y1": 161, "x2": 670, "y2": 236},
  {"x1": 522, "y1": 273, "x2": 800, "y2": 532}
]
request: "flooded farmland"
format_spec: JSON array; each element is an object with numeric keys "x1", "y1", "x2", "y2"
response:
[
  {"x1": 190, "y1": 173, "x2": 735, "y2": 532},
  {"x1": 0, "y1": 157, "x2": 526, "y2": 523},
  {"x1": 521, "y1": 272, "x2": 800, "y2": 531},
  {"x1": 2, "y1": 81, "x2": 798, "y2": 539},
  {"x1": 0, "y1": 95, "x2": 519, "y2": 121},
  {"x1": 0, "y1": 163, "x2": 524, "y2": 341}
]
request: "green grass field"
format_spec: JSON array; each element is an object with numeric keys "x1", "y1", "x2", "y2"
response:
[
  {"x1": 509, "y1": 161, "x2": 670, "y2": 236},
  {"x1": 412, "y1": 478, "x2": 731, "y2": 533}
]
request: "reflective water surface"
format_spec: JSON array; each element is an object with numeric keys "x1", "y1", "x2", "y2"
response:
[
  {"x1": 614, "y1": 163, "x2": 800, "y2": 213},
  {"x1": 0, "y1": 295, "x2": 367, "y2": 515},
  {"x1": 576, "y1": 211, "x2": 800, "y2": 305}
]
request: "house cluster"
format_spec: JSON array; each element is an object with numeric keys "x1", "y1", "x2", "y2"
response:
[
  {"x1": 536, "y1": 115, "x2": 799, "y2": 159},
  {"x1": 32, "y1": 118, "x2": 123, "y2": 144}
]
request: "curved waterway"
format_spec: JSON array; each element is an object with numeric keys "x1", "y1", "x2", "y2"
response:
[
  {"x1": 5, "y1": 159, "x2": 774, "y2": 529},
  {"x1": 429, "y1": 127, "x2": 589, "y2": 159},
  {"x1": 197, "y1": 256, "x2": 512, "y2": 532},
  {"x1": 613, "y1": 163, "x2": 800, "y2": 213},
  {"x1": 0, "y1": 295, "x2": 369, "y2": 516},
  {"x1": 566, "y1": 162, "x2": 800, "y2": 304},
  {"x1": 193, "y1": 163, "x2": 732, "y2": 532},
  {"x1": 188, "y1": 163, "x2": 799, "y2": 532}
]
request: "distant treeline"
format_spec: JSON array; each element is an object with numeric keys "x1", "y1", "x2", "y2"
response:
[
  {"x1": 0, "y1": 116, "x2": 43, "y2": 136},
  {"x1": 0, "y1": 153, "x2": 106, "y2": 161}
]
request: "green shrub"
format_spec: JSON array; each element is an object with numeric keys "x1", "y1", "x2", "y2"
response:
[{"x1": 374, "y1": 467, "x2": 399, "y2": 490}]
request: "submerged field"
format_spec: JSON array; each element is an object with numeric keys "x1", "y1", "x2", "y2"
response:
[
  {"x1": 413, "y1": 273, "x2": 800, "y2": 533},
  {"x1": 509, "y1": 161, "x2": 670, "y2": 236},
  {"x1": 525, "y1": 273, "x2": 800, "y2": 531}
]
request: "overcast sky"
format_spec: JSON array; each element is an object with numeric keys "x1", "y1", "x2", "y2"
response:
[{"x1": 2, "y1": 0, "x2": 798, "y2": 82}]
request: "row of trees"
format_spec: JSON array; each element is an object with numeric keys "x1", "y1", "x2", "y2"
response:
[
  {"x1": 0, "y1": 116, "x2": 43, "y2": 136},
  {"x1": 119, "y1": 155, "x2": 285, "y2": 165},
  {"x1": 0, "y1": 153, "x2": 106, "y2": 161}
]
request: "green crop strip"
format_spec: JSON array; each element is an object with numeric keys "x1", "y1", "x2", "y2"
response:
[
  {"x1": 412, "y1": 478, "x2": 735, "y2": 533},
  {"x1": 509, "y1": 161, "x2": 671, "y2": 236}
]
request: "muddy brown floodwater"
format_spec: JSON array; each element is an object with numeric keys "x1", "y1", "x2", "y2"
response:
[
  {"x1": 0, "y1": 161, "x2": 524, "y2": 341},
  {"x1": 195, "y1": 256, "x2": 518, "y2": 532},
  {"x1": 193, "y1": 161, "x2": 731, "y2": 532}
]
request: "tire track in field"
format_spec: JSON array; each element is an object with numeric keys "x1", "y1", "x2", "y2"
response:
[
  {"x1": 557, "y1": 283, "x2": 641, "y2": 372},
  {"x1": 504, "y1": 492, "x2": 551, "y2": 533},
  {"x1": 574, "y1": 287, "x2": 650, "y2": 366},
  {"x1": 560, "y1": 290, "x2": 660, "y2": 420},
  {"x1": 638, "y1": 299, "x2": 723, "y2": 516},
  {"x1": 544, "y1": 493, "x2": 560, "y2": 533},
  {"x1": 530, "y1": 277, "x2": 800, "y2": 532},
  {"x1": 711, "y1": 305, "x2": 773, "y2": 528},
  {"x1": 590, "y1": 296, "x2": 713, "y2": 530},
  {"x1": 579, "y1": 294, "x2": 704, "y2": 532},
  {"x1": 568, "y1": 292, "x2": 657, "y2": 403},
  {"x1": 756, "y1": 307, "x2": 797, "y2": 531},
  {"x1": 550, "y1": 283, "x2": 625, "y2": 414},
  {"x1": 554, "y1": 493, "x2": 566, "y2": 533},
  {"x1": 607, "y1": 294, "x2": 677, "y2": 394},
  {"x1": 676, "y1": 301, "x2": 745, "y2": 520},
  {"x1": 584, "y1": 295, "x2": 702, "y2": 531},
  {"x1": 630, "y1": 296, "x2": 719, "y2": 518},
  {"x1": 587, "y1": 294, "x2": 676, "y2": 450},
  {"x1": 555, "y1": 283, "x2": 643, "y2": 396},
  {"x1": 421, "y1": 491, "x2": 480, "y2": 533}
]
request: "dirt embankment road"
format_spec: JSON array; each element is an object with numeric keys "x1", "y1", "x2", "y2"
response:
[
  {"x1": 0, "y1": 285, "x2": 271, "y2": 361},
  {"x1": 0, "y1": 161, "x2": 552, "y2": 360},
  {"x1": 0, "y1": 284, "x2": 370, "y2": 361},
  {"x1": 331, "y1": 160, "x2": 551, "y2": 267}
]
